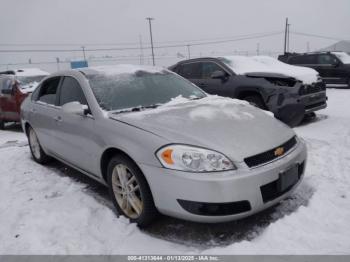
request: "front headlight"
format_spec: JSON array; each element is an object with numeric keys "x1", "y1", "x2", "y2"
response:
[{"x1": 156, "y1": 144, "x2": 236, "y2": 172}]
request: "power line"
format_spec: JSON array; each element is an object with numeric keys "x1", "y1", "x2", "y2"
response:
[
  {"x1": 0, "y1": 30, "x2": 283, "y2": 47},
  {"x1": 290, "y1": 31, "x2": 350, "y2": 41},
  {"x1": 0, "y1": 32, "x2": 283, "y2": 53}
]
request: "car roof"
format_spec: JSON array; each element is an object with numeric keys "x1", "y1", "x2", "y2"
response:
[
  {"x1": 77, "y1": 64, "x2": 166, "y2": 76},
  {"x1": 175, "y1": 57, "x2": 221, "y2": 64}
]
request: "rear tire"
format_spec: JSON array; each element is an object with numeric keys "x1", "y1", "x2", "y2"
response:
[
  {"x1": 107, "y1": 154, "x2": 158, "y2": 227},
  {"x1": 27, "y1": 126, "x2": 51, "y2": 164},
  {"x1": 243, "y1": 95, "x2": 266, "y2": 109}
]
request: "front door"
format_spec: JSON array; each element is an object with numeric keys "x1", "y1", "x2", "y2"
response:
[
  {"x1": 30, "y1": 77, "x2": 62, "y2": 153},
  {"x1": 198, "y1": 61, "x2": 232, "y2": 97},
  {"x1": 52, "y1": 76, "x2": 99, "y2": 175},
  {"x1": 315, "y1": 54, "x2": 347, "y2": 86}
]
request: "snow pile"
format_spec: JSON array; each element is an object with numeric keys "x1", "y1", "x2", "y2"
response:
[
  {"x1": 332, "y1": 52, "x2": 350, "y2": 64},
  {"x1": 221, "y1": 56, "x2": 318, "y2": 84}
]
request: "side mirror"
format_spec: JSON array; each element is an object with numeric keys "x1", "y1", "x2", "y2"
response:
[
  {"x1": 1, "y1": 88, "x2": 13, "y2": 95},
  {"x1": 332, "y1": 60, "x2": 340, "y2": 67},
  {"x1": 211, "y1": 70, "x2": 227, "y2": 79},
  {"x1": 62, "y1": 101, "x2": 88, "y2": 116}
]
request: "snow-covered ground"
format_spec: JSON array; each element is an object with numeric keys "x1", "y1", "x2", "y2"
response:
[{"x1": 0, "y1": 89, "x2": 349, "y2": 254}]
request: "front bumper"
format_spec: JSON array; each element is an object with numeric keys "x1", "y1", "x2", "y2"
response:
[
  {"x1": 300, "y1": 91, "x2": 327, "y2": 113},
  {"x1": 268, "y1": 86, "x2": 327, "y2": 126},
  {"x1": 139, "y1": 139, "x2": 307, "y2": 223}
]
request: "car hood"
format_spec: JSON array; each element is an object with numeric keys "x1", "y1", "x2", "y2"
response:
[
  {"x1": 109, "y1": 96, "x2": 295, "y2": 162},
  {"x1": 222, "y1": 56, "x2": 319, "y2": 85}
]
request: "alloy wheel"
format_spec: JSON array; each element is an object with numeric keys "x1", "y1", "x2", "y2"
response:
[
  {"x1": 29, "y1": 128, "x2": 41, "y2": 159},
  {"x1": 111, "y1": 164, "x2": 143, "y2": 219}
]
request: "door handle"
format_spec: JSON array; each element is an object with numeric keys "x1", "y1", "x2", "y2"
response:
[
  {"x1": 198, "y1": 83, "x2": 206, "y2": 87},
  {"x1": 54, "y1": 116, "x2": 62, "y2": 122},
  {"x1": 30, "y1": 108, "x2": 36, "y2": 113}
]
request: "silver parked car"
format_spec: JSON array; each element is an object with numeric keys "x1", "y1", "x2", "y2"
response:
[{"x1": 21, "y1": 65, "x2": 307, "y2": 227}]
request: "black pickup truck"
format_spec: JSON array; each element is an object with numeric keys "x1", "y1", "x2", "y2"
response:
[{"x1": 278, "y1": 51, "x2": 350, "y2": 88}]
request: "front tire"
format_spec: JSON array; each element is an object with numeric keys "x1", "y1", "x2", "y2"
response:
[
  {"x1": 107, "y1": 155, "x2": 158, "y2": 227},
  {"x1": 27, "y1": 126, "x2": 51, "y2": 164},
  {"x1": 0, "y1": 120, "x2": 5, "y2": 130}
]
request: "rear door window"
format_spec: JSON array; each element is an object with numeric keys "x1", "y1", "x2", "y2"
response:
[
  {"x1": 37, "y1": 77, "x2": 61, "y2": 105},
  {"x1": 58, "y1": 76, "x2": 87, "y2": 106},
  {"x1": 0, "y1": 76, "x2": 13, "y2": 93},
  {"x1": 289, "y1": 55, "x2": 316, "y2": 64},
  {"x1": 177, "y1": 63, "x2": 201, "y2": 79}
]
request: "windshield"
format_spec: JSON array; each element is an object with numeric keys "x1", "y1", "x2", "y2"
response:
[
  {"x1": 333, "y1": 52, "x2": 350, "y2": 64},
  {"x1": 17, "y1": 75, "x2": 47, "y2": 89},
  {"x1": 87, "y1": 70, "x2": 206, "y2": 111}
]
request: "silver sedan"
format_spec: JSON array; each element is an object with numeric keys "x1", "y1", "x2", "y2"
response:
[{"x1": 21, "y1": 65, "x2": 307, "y2": 227}]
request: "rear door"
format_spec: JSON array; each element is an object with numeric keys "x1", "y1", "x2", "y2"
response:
[
  {"x1": 30, "y1": 76, "x2": 61, "y2": 153},
  {"x1": 52, "y1": 76, "x2": 98, "y2": 175},
  {"x1": 314, "y1": 54, "x2": 347, "y2": 86}
]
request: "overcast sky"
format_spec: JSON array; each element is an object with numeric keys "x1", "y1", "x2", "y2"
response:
[{"x1": 1, "y1": 0, "x2": 350, "y2": 71}]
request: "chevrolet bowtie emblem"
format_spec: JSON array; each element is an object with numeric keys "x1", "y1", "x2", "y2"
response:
[{"x1": 274, "y1": 147, "x2": 284, "y2": 157}]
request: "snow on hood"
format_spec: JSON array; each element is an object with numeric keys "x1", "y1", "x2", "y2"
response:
[
  {"x1": 221, "y1": 56, "x2": 319, "y2": 85},
  {"x1": 14, "y1": 68, "x2": 49, "y2": 77},
  {"x1": 19, "y1": 81, "x2": 41, "y2": 94},
  {"x1": 12, "y1": 68, "x2": 49, "y2": 94},
  {"x1": 332, "y1": 52, "x2": 350, "y2": 64},
  {"x1": 110, "y1": 95, "x2": 293, "y2": 161},
  {"x1": 115, "y1": 95, "x2": 254, "y2": 120}
]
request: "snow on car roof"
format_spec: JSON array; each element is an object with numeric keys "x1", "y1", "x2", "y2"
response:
[
  {"x1": 80, "y1": 64, "x2": 166, "y2": 76},
  {"x1": 220, "y1": 56, "x2": 318, "y2": 84},
  {"x1": 14, "y1": 68, "x2": 49, "y2": 77}
]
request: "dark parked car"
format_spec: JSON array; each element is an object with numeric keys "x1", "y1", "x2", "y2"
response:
[
  {"x1": 0, "y1": 68, "x2": 49, "y2": 129},
  {"x1": 169, "y1": 56, "x2": 327, "y2": 126},
  {"x1": 278, "y1": 51, "x2": 350, "y2": 88}
]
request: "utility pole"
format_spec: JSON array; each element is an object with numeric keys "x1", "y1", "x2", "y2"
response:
[
  {"x1": 139, "y1": 35, "x2": 144, "y2": 65},
  {"x1": 81, "y1": 46, "x2": 87, "y2": 61},
  {"x1": 287, "y1": 22, "x2": 291, "y2": 52},
  {"x1": 284, "y1": 17, "x2": 288, "y2": 54},
  {"x1": 56, "y1": 57, "x2": 60, "y2": 71},
  {"x1": 187, "y1": 44, "x2": 191, "y2": 59},
  {"x1": 256, "y1": 43, "x2": 260, "y2": 56},
  {"x1": 146, "y1": 17, "x2": 155, "y2": 66}
]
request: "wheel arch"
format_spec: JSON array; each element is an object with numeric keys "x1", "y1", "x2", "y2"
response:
[
  {"x1": 100, "y1": 147, "x2": 142, "y2": 184},
  {"x1": 237, "y1": 89, "x2": 265, "y2": 102},
  {"x1": 24, "y1": 121, "x2": 31, "y2": 136}
]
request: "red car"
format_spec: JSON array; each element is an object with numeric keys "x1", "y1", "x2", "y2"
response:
[{"x1": 0, "y1": 68, "x2": 49, "y2": 129}]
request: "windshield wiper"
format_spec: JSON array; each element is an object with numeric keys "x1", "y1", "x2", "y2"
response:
[
  {"x1": 112, "y1": 104, "x2": 161, "y2": 115},
  {"x1": 189, "y1": 96, "x2": 205, "y2": 101}
]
